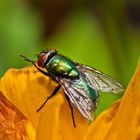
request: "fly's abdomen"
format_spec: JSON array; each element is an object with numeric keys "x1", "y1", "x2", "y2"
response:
[
  {"x1": 72, "y1": 78, "x2": 98, "y2": 104},
  {"x1": 47, "y1": 55, "x2": 79, "y2": 78}
]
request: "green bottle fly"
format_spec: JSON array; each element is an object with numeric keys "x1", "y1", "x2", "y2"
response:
[{"x1": 20, "y1": 48, "x2": 124, "y2": 127}]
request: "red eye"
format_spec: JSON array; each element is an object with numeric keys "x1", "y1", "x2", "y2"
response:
[{"x1": 37, "y1": 53, "x2": 46, "y2": 67}]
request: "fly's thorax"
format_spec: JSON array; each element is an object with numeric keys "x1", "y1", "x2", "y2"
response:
[{"x1": 46, "y1": 54, "x2": 79, "y2": 78}]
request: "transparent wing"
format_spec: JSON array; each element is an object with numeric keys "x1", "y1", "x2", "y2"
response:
[
  {"x1": 75, "y1": 62, "x2": 124, "y2": 93},
  {"x1": 58, "y1": 77, "x2": 97, "y2": 121}
]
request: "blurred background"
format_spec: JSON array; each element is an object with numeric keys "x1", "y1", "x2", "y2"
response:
[{"x1": 0, "y1": 0, "x2": 139, "y2": 115}]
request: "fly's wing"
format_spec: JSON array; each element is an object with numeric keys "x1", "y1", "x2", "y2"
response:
[
  {"x1": 58, "y1": 77, "x2": 97, "y2": 121},
  {"x1": 75, "y1": 62, "x2": 124, "y2": 93}
]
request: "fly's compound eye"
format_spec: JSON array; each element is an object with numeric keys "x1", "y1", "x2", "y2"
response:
[
  {"x1": 37, "y1": 48, "x2": 57, "y2": 67},
  {"x1": 37, "y1": 53, "x2": 47, "y2": 67}
]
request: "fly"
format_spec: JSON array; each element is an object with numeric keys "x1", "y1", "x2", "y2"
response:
[{"x1": 20, "y1": 48, "x2": 124, "y2": 127}]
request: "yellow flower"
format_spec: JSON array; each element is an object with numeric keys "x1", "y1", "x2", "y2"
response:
[
  {"x1": 0, "y1": 66, "x2": 88, "y2": 140},
  {"x1": 0, "y1": 59, "x2": 139, "y2": 140}
]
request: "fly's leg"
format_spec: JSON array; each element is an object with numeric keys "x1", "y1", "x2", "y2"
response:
[
  {"x1": 36, "y1": 85, "x2": 61, "y2": 112},
  {"x1": 65, "y1": 94, "x2": 76, "y2": 127},
  {"x1": 20, "y1": 55, "x2": 50, "y2": 77},
  {"x1": 33, "y1": 63, "x2": 50, "y2": 77}
]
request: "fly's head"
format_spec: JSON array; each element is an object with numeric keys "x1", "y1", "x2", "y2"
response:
[{"x1": 37, "y1": 48, "x2": 57, "y2": 68}]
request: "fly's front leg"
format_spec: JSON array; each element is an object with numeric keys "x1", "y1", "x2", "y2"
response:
[
  {"x1": 65, "y1": 94, "x2": 76, "y2": 127},
  {"x1": 33, "y1": 63, "x2": 50, "y2": 77},
  {"x1": 20, "y1": 55, "x2": 50, "y2": 77},
  {"x1": 36, "y1": 85, "x2": 61, "y2": 112}
]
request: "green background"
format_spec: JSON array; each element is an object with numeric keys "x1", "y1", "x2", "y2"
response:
[{"x1": 0, "y1": 0, "x2": 140, "y2": 115}]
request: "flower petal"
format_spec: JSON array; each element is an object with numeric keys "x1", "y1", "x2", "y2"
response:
[
  {"x1": 0, "y1": 91, "x2": 35, "y2": 140},
  {"x1": 87, "y1": 100, "x2": 121, "y2": 140},
  {"x1": 0, "y1": 66, "x2": 58, "y2": 130},
  {"x1": 0, "y1": 66, "x2": 89, "y2": 139},
  {"x1": 36, "y1": 91, "x2": 89, "y2": 140},
  {"x1": 87, "y1": 59, "x2": 140, "y2": 140}
]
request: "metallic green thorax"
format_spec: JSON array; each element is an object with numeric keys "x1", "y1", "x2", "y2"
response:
[{"x1": 46, "y1": 54, "x2": 79, "y2": 78}]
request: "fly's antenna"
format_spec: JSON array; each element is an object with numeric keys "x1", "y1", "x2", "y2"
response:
[{"x1": 20, "y1": 55, "x2": 36, "y2": 66}]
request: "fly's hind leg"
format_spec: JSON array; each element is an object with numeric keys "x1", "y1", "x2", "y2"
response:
[
  {"x1": 36, "y1": 85, "x2": 61, "y2": 112},
  {"x1": 65, "y1": 94, "x2": 76, "y2": 127}
]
